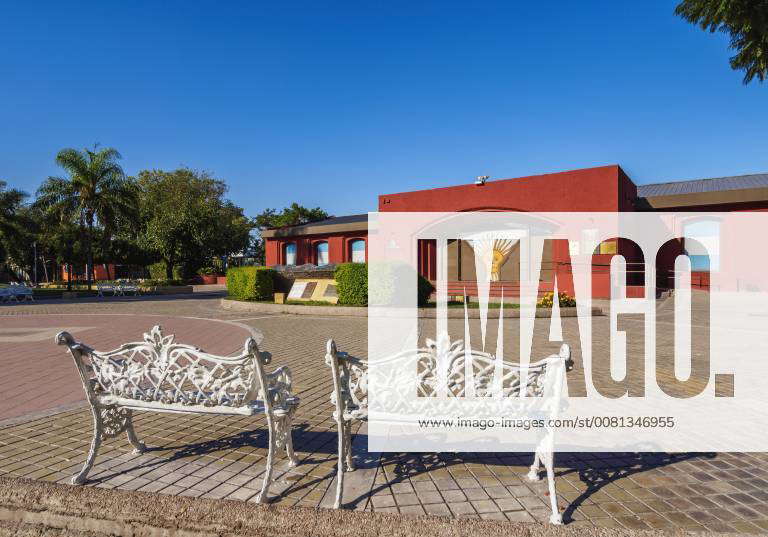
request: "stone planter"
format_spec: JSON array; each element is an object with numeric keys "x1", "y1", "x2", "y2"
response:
[{"x1": 200, "y1": 275, "x2": 218, "y2": 285}]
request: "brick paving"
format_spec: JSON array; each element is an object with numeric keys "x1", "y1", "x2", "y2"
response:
[{"x1": 1, "y1": 292, "x2": 767, "y2": 533}]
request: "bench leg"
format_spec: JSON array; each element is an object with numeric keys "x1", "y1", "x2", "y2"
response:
[
  {"x1": 255, "y1": 419, "x2": 276, "y2": 503},
  {"x1": 528, "y1": 433, "x2": 561, "y2": 524},
  {"x1": 334, "y1": 418, "x2": 347, "y2": 509},
  {"x1": 541, "y1": 450, "x2": 561, "y2": 524},
  {"x1": 72, "y1": 406, "x2": 104, "y2": 485},
  {"x1": 283, "y1": 415, "x2": 298, "y2": 467},
  {"x1": 343, "y1": 419, "x2": 355, "y2": 471},
  {"x1": 527, "y1": 451, "x2": 542, "y2": 482},
  {"x1": 125, "y1": 414, "x2": 146, "y2": 454},
  {"x1": 334, "y1": 418, "x2": 355, "y2": 508}
]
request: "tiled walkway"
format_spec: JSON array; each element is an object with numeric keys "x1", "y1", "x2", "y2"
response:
[{"x1": 1, "y1": 294, "x2": 767, "y2": 533}]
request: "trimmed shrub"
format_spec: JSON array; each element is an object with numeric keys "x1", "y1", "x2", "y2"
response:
[
  {"x1": 335, "y1": 263, "x2": 368, "y2": 306},
  {"x1": 537, "y1": 291, "x2": 576, "y2": 308},
  {"x1": 344, "y1": 263, "x2": 435, "y2": 306},
  {"x1": 226, "y1": 266, "x2": 275, "y2": 301}
]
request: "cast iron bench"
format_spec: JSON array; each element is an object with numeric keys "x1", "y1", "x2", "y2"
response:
[
  {"x1": 57, "y1": 325, "x2": 300, "y2": 503},
  {"x1": 0, "y1": 282, "x2": 34, "y2": 303},
  {"x1": 97, "y1": 281, "x2": 141, "y2": 297},
  {"x1": 96, "y1": 283, "x2": 119, "y2": 297},
  {"x1": 326, "y1": 337, "x2": 572, "y2": 523}
]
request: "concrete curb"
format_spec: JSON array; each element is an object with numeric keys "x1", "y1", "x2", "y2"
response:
[
  {"x1": 220, "y1": 298, "x2": 603, "y2": 318},
  {"x1": 0, "y1": 477, "x2": 743, "y2": 537}
]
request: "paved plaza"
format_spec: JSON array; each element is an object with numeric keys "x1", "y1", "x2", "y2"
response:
[{"x1": 1, "y1": 292, "x2": 767, "y2": 533}]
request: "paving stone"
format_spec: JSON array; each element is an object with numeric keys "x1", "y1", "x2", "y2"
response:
[
  {"x1": 448, "y1": 502, "x2": 476, "y2": 516},
  {"x1": 3, "y1": 299, "x2": 768, "y2": 533},
  {"x1": 494, "y1": 497, "x2": 524, "y2": 512}
]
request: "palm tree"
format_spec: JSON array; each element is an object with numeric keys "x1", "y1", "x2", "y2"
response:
[
  {"x1": 36, "y1": 146, "x2": 137, "y2": 289},
  {"x1": 0, "y1": 180, "x2": 28, "y2": 270}
]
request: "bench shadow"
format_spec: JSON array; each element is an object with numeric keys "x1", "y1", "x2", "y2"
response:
[
  {"x1": 86, "y1": 425, "x2": 718, "y2": 522},
  {"x1": 327, "y1": 435, "x2": 718, "y2": 521}
]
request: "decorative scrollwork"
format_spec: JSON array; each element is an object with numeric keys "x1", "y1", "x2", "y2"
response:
[
  {"x1": 273, "y1": 406, "x2": 296, "y2": 450},
  {"x1": 99, "y1": 406, "x2": 132, "y2": 438},
  {"x1": 82, "y1": 326, "x2": 258, "y2": 408}
]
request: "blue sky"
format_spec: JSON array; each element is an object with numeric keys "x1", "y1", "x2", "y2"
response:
[{"x1": 1, "y1": 1, "x2": 766, "y2": 218}]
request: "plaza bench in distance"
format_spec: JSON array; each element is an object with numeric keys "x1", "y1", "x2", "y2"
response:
[
  {"x1": 326, "y1": 337, "x2": 572, "y2": 524},
  {"x1": 97, "y1": 281, "x2": 141, "y2": 298},
  {"x1": 56, "y1": 325, "x2": 300, "y2": 503},
  {"x1": 0, "y1": 282, "x2": 34, "y2": 303}
]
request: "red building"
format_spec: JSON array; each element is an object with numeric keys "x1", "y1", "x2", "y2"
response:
[{"x1": 263, "y1": 165, "x2": 768, "y2": 297}]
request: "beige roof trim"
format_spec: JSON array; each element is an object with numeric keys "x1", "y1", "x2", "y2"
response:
[{"x1": 261, "y1": 221, "x2": 368, "y2": 238}]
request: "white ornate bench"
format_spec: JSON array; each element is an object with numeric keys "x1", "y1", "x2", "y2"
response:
[
  {"x1": 57, "y1": 325, "x2": 299, "y2": 503},
  {"x1": 325, "y1": 338, "x2": 572, "y2": 523},
  {"x1": 117, "y1": 280, "x2": 141, "y2": 296},
  {"x1": 1, "y1": 283, "x2": 34, "y2": 303},
  {"x1": 96, "y1": 283, "x2": 118, "y2": 298}
]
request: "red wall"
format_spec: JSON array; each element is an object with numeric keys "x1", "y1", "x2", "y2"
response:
[
  {"x1": 61, "y1": 264, "x2": 115, "y2": 281},
  {"x1": 262, "y1": 165, "x2": 768, "y2": 298},
  {"x1": 379, "y1": 165, "x2": 626, "y2": 212},
  {"x1": 265, "y1": 231, "x2": 367, "y2": 266}
]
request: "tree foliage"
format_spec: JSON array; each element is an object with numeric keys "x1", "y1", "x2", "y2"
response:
[
  {"x1": 0, "y1": 180, "x2": 30, "y2": 268},
  {"x1": 35, "y1": 146, "x2": 137, "y2": 287},
  {"x1": 254, "y1": 203, "x2": 329, "y2": 230},
  {"x1": 137, "y1": 168, "x2": 253, "y2": 279},
  {"x1": 675, "y1": 0, "x2": 768, "y2": 84},
  {"x1": 2, "y1": 148, "x2": 283, "y2": 285}
]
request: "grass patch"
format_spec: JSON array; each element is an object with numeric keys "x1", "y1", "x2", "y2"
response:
[
  {"x1": 285, "y1": 300, "x2": 339, "y2": 306},
  {"x1": 423, "y1": 301, "x2": 521, "y2": 309}
]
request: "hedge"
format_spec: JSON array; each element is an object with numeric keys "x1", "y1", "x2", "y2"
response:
[
  {"x1": 226, "y1": 266, "x2": 275, "y2": 301},
  {"x1": 335, "y1": 263, "x2": 367, "y2": 306},
  {"x1": 337, "y1": 262, "x2": 434, "y2": 307}
]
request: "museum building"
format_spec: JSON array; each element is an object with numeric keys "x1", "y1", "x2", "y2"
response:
[{"x1": 261, "y1": 165, "x2": 768, "y2": 298}]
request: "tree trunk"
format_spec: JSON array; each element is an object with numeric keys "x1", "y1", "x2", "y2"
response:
[
  {"x1": 165, "y1": 257, "x2": 174, "y2": 280},
  {"x1": 65, "y1": 239, "x2": 73, "y2": 291},
  {"x1": 85, "y1": 213, "x2": 94, "y2": 290},
  {"x1": 165, "y1": 241, "x2": 176, "y2": 280}
]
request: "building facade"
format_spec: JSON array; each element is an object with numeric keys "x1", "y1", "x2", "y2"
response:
[{"x1": 263, "y1": 165, "x2": 768, "y2": 297}]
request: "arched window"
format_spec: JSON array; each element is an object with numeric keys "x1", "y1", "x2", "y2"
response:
[
  {"x1": 349, "y1": 239, "x2": 366, "y2": 263},
  {"x1": 315, "y1": 241, "x2": 329, "y2": 266},
  {"x1": 683, "y1": 219, "x2": 720, "y2": 271},
  {"x1": 284, "y1": 243, "x2": 297, "y2": 266}
]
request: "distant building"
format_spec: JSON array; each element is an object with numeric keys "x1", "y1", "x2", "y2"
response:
[{"x1": 262, "y1": 165, "x2": 768, "y2": 298}]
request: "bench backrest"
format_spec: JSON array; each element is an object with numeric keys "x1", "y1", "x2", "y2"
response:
[
  {"x1": 56, "y1": 325, "x2": 280, "y2": 410},
  {"x1": 325, "y1": 340, "x2": 368, "y2": 416},
  {"x1": 7, "y1": 283, "x2": 32, "y2": 294},
  {"x1": 326, "y1": 337, "x2": 572, "y2": 416}
]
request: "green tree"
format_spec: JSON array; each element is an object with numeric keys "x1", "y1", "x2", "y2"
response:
[
  {"x1": 676, "y1": 0, "x2": 768, "y2": 84},
  {"x1": 36, "y1": 146, "x2": 138, "y2": 288},
  {"x1": 0, "y1": 181, "x2": 30, "y2": 277},
  {"x1": 137, "y1": 168, "x2": 253, "y2": 279},
  {"x1": 254, "y1": 203, "x2": 329, "y2": 230}
]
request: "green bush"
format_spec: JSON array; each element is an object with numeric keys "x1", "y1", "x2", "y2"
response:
[
  {"x1": 197, "y1": 266, "x2": 218, "y2": 276},
  {"x1": 335, "y1": 263, "x2": 368, "y2": 306},
  {"x1": 149, "y1": 262, "x2": 182, "y2": 280},
  {"x1": 226, "y1": 266, "x2": 275, "y2": 301},
  {"x1": 338, "y1": 262, "x2": 434, "y2": 307},
  {"x1": 142, "y1": 279, "x2": 185, "y2": 287}
]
